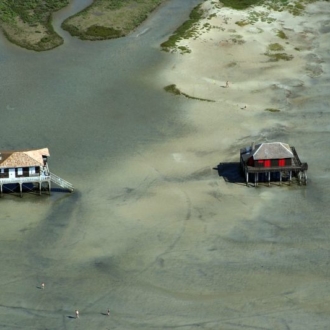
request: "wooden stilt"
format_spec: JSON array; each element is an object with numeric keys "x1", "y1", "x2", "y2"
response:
[
  {"x1": 268, "y1": 172, "x2": 271, "y2": 187},
  {"x1": 0, "y1": 184, "x2": 2, "y2": 197},
  {"x1": 39, "y1": 182, "x2": 41, "y2": 195},
  {"x1": 279, "y1": 171, "x2": 282, "y2": 185},
  {"x1": 19, "y1": 183, "x2": 23, "y2": 198},
  {"x1": 246, "y1": 171, "x2": 249, "y2": 186},
  {"x1": 48, "y1": 180, "x2": 51, "y2": 195},
  {"x1": 289, "y1": 171, "x2": 292, "y2": 185}
]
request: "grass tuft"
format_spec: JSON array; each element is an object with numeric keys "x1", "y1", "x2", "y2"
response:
[
  {"x1": 265, "y1": 52, "x2": 294, "y2": 61},
  {"x1": 164, "y1": 84, "x2": 215, "y2": 102},
  {"x1": 268, "y1": 43, "x2": 284, "y2": 51},
  {"x1": 276, "y1": 30, "x2": 288, "y2": 39},
  {"x1": 265, "y1": 108, "x2": 281, "y2": 112}
]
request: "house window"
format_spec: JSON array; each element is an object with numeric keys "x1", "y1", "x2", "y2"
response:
[
  {"x1": 264, "y1": 160, "x2": 271, "y2": 167},
  {"x1": 279, "y1": 159, "x2": 285, "y2": 166},
  {"x1": 18, "y1": 168, "x2": 23, "y2": 176},
  {"x1": 0, "y1": 169, "x2": 3, "y2": 173},
  {"x1": 29, "y1": 167, "x2": 36, "y2": 175}
]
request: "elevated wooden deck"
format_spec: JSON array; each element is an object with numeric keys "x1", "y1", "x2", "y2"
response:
[{"x1": 0, "y1": 172, "x2": 73, "y2": 197}]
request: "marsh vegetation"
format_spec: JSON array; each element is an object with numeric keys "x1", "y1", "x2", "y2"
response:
[
  {"x1": 1, "y1": 0, "x2": 329, "y2": 51},
  {"x1": 61, "y1": 0, "x2": 163, "y2": 40},
  {"x1": 160, "y1": 4, "x2": 204, "y2": 52},
  {"x1": 0, "y1": 0, "x2": 164, "y2": 49},
  {"x1": 0, "y1": 0, "x2": 68, "y2": 51}
]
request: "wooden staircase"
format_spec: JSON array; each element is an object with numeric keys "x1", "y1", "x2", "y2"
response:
[{"x1": 50, "y1": 172, "x2": 74, "y2": 192}]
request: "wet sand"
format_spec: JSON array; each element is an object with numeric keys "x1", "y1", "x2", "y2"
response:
[{"x1": 0, "y1": 0, "x2": 330, "y2": 329}]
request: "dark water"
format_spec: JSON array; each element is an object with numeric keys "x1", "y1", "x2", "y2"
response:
[{"x1": 0, "y1": 0, "x2": 201, "y2": 179}]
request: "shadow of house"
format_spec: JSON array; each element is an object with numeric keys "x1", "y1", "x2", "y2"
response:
[{"x1": 214, "y1": 162, "x2": 246, "y2": 184}]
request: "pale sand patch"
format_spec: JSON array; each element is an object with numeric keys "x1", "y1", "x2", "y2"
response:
[{"x1": 165, "y1": 4, "x2": 313, "y2": 114}]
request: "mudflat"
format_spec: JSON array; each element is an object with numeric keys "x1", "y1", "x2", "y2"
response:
[{"x1": 0, "y1": 0, "x2": 330, "y2": 329}]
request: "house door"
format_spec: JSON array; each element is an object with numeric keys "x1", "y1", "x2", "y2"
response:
[{"x1": 9, "y1": 168, "x2": 15, "y2": 179}]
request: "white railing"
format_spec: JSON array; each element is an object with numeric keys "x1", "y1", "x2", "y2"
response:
[
  {"x1": 0, "y1": 176, "x2": 50, "y2": 184},
  {"x1": 50, "y1": 172, "x2": 74, "y2": 192},
  {"x1": 0, "y1": 172, "x2": 74, "y2": 192}
]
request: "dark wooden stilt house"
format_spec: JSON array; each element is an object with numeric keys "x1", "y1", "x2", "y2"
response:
[
  {"x1": 0, "y1": 148, "x2": 73, "y2": 197},
  {"x1": 240, "y1": 142, "x2": 308, "y2": 187}
]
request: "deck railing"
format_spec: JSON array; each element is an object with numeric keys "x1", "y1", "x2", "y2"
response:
[
  {"x1": 0, "y1": 175, "x2": 50, "y2": 184},
  {"x1": 49, "y1": 172, "x2": 74, "y2": 192},
  {"x1": 0, "y1": 172, "x2": 74, "y2": 193}
]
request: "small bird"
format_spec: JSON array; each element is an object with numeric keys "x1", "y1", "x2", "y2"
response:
[
  {"x1": 41, "y1": 282, "x2": 45, "y2": 289},
  {"x1": 75, "y1": 310, "x2": 79, "y2": 319},
  {"x1": 107, "y1": 309, "x2": 110, "y2": 316}
]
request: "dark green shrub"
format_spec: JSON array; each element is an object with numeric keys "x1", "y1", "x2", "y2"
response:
[
  {"x1": 220, "y1": 0, "x2": 261, "y2": 10},
  {"x1": 85, "y1": 25, "x2": 122, "y2": 38}
]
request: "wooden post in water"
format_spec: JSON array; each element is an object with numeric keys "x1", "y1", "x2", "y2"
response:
[{"x1": 289, "y1": 171, "x2": 292, "y2": 185}]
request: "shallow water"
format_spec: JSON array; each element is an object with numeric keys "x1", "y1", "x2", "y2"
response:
[
  {"x1": 0, "y1": 1, "x2": 330, "y2": 329},
  {"x1": 0, "y1": 0, "x2": 202, "y2": 328}
]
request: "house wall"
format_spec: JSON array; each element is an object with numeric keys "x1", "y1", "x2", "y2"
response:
[
  {"x1": 0, "y1": 166, "x2": 40, "y2": 178},
  {"x1": 253, "y1": 158, "x2": 292, "y2": 168}
]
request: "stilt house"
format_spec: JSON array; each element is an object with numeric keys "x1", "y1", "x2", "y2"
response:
[
  {"x1": 240, "y1": 142, "x2": 308, "y2": 186},
  {"x1": 0, "y1": 148, "x2": 73, "y2": 196}
]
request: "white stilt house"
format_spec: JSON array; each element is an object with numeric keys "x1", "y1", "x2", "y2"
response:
[{"x1": 0, "y1": 148, "x2": 73, "y2": 196}]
